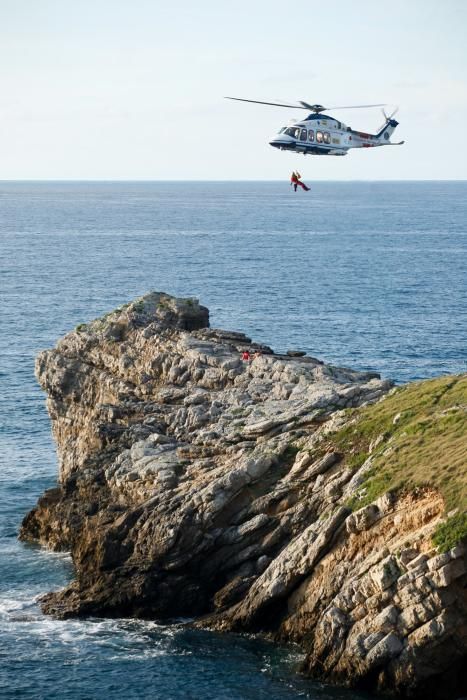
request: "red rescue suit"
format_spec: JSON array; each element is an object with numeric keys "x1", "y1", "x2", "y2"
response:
[{"x1": 290, "y1": 172, "x2": 310, "y2": 191}]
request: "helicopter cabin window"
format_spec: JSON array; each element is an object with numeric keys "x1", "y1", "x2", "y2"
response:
[
  {"x1": 300, "y1": 128, "x2": 307, "y2": 141},
  {"x1": 308, "y1": 129, "x2": 314, "y2": 142},
  {"x1": 323, "y1": 132, "x2": 331, "y2": 144},
  {"x1": 316, "y1": 130, "x2": 323, "y2": 143}
]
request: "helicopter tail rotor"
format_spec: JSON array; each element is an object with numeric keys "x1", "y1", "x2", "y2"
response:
[
  {"x1": 378, "y1": 106, "x2": 399, "y2": 132},
  {"x1": 376, "y1": 106, "x2": 401, "y2": 141}
]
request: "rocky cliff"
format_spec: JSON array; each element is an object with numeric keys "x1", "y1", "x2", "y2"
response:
[{"x1": 21, "y1": 292, "x2": 467, "y2": 699}]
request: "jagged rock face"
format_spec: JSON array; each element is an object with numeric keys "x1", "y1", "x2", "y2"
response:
[{"x1": 21, "y1": 293, "x2": 467, "y2": 699}]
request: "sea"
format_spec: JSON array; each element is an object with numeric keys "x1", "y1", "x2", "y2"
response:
[{"x1": 0, "y1": 181, "x2": 466, "y2": 699}]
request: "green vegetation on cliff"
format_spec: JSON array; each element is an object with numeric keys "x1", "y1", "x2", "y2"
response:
[{"x1": 325, "y1": 374, "x2": 467, "y2": 548}]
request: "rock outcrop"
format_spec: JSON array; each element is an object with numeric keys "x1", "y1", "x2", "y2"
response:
[{"x1": 21, "y1": 292, "x2": 467, "y2": 699}]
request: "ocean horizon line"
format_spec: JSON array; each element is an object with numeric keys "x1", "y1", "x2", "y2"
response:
[{"x1": 1, "y1": 178, "x2": 466, "y2": 184}]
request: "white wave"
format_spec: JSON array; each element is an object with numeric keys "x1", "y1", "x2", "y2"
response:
[{"x1": 1, "y1": 598, "x2": 187, "y2": 660}]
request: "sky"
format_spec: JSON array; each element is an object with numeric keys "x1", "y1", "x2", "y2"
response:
[{"x1": 1, "y1": 0, "x2": 467, "y2": 180}]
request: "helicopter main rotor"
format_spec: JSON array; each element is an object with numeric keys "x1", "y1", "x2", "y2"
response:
[{"x1": 225, "y1": 97, "x2": 387, "y2": 113}]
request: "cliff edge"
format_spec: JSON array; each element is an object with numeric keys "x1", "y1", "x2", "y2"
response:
[{"x1": 21, "y1": 292, "x2": 467, "y2": 698}]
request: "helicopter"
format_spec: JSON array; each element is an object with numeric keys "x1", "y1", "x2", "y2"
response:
[{"x1": 225, "y1": 97, "x2": 404, "y2": 156}]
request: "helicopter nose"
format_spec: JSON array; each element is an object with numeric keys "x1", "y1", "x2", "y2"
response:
[{"x1": 269, "y1": 134, "x2": 295, "y2": 150}]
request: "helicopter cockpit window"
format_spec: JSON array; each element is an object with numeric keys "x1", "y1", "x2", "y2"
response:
[
  {"x1": 284, "y1": 127, "x2": 301, "y2": 139},
  {"x1": 316, "y1": 130, "x2": 323, "y2": 143},
  {"x1": 300, "y1": 128, "x2": 307, "y2": 141},
  {"x1": 278, "y1": 127, "x2": 286, "y2": 133}
]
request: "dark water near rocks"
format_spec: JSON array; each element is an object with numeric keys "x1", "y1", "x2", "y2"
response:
[{"x1": 1, "y1": 181, "x2": 466, "y2": 699}]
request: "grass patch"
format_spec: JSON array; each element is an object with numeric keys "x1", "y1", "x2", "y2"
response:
[
  {"x1": 347, "y1": 451, "x2": 368, "y2": 471},
  {"x1": 433, "y1": 513, "x2": 467, "y2": 552},
  {"x1": 345, "y1": 474, "x2": 396, "y2": 512},
  {"x1": 320, "y1": 375, "x2": 467, "y2": 546}
]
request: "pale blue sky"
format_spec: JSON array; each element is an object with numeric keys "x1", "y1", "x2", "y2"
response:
[{"x1": 1, "y1": 0, "x2": 466, "y2": 179}]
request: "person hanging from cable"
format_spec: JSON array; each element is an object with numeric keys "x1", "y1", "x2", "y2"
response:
[{"x1": 290, "y1": 171, "x2": 310, "y2": 192}]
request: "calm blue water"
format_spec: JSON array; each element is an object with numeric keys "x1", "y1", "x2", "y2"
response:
[{"x1": 1, "y1": 181, "x2": 466, "y2": 699}]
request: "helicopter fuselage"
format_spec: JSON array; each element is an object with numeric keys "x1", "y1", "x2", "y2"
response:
[{"x1": 269, "y1": 113, "x2": 401, "y2": 156}]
